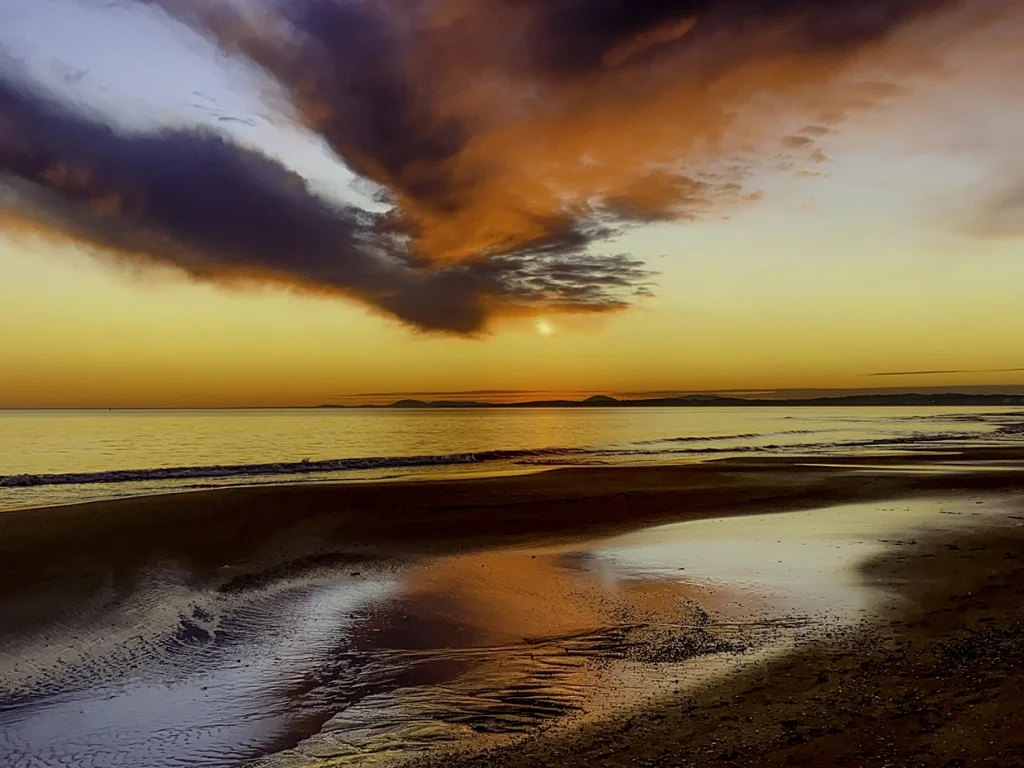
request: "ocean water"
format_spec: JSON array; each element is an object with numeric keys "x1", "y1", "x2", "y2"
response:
[{"x1": 1, "y1": 406, "x2": 1023, "y2": 511}]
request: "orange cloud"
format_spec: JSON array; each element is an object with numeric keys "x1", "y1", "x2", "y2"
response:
[{"x1": 2, "y1": 0, "x2": 1022, "y2": 332}]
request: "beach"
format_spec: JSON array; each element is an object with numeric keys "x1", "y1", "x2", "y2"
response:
[
  {"x1": 413, "y1": 492, "x2": 1024, "y2": 768},
  {"x1": 2, "y1": 451, "x2": 1024, "y2": 766}
]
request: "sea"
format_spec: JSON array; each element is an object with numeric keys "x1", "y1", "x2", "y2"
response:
[{"x1": 2, "y1": 405, "x2": 1023, "y2": 512}]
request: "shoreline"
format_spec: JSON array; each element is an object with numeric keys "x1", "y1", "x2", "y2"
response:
[{"x1": 0, "y1": 464, "x2": 559, "y2": 515}]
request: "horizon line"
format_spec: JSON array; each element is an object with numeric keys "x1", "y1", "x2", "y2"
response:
[{"x1": 4, "y1": 386, "x2": 1024, "y2": 411}]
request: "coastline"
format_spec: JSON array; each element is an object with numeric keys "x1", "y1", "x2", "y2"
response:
[
  {"x1": 3, "y1": 451, "x2": 1024, "y2": 767},
  {"x1": 4, "y1": 404, "x2": 1021, "y2": 515}
]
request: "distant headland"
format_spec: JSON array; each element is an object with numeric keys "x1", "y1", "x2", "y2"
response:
[{"x1": 318, "y1": 393, "x2": 1024, "y2": 409}]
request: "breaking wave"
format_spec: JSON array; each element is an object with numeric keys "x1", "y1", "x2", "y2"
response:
[
  {"x1": 0, "y1": 449, "x2": 589, "y2": 488},
  {"x1": 2, "y1": 413, "x2": 1022, "y2": 493}
]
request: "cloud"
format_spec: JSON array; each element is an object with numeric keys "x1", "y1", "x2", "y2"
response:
[
  {"x1": 155, "y1": 0, "x2": 977, "y2": 262},
  {"x1": 2, "y1": 0, "x2": 1021, "y2": 331},
  {"x1": 868, "y1": 367, "x2": 1024, "y2": 377},
  {"x1": 0, "y1": 74, "x2": 494, "y2": 332},
  {"x1": 969, "y1": 179, "x2": 1024, "y2": 238},
  {"x1": 782, "y1": 136, "x2": 816, "y2": 150},
  {"x1": 0, "y1": 71, "x2": 655, "y2": 331}
]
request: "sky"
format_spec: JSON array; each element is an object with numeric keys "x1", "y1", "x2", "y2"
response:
[{"x1": 0, "y1": 0, "x2": 1022, "y2": 408}]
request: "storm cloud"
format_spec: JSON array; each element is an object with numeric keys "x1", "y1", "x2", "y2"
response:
[{"x1": 1, "y1": 0, "x2": 1019, "y2": 331}]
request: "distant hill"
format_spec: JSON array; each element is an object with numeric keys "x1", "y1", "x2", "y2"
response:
[{"x1": 318, "y1": 393, "x2": 1024, "y2": 409}]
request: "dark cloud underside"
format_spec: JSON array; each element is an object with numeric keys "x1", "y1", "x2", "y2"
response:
[{"x1": 1, "y1": 0, "x2": 1016, "y2": 331}]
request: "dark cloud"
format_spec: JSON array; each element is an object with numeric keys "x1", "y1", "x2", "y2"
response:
[
  {"x1": 0, "y1": 73, "x2": 654, "y2": 331},
  {"x1": 525, "y1": 0, "x2": 952, "y2": 72},
  {"x1": 154, "y1": 0, "x2": 964, "y2": 219},
  {"x1": 782, "y1": 135, "x2": 816, "y2": 149},
  {"x1": 0, "y1": 73, "x2": 489, "y2": 332},
  {"x1": 145, "y1": 0, "x2": 470, "y2": 207},
  {"x1": 868, "y1": 367, "x2": 1024, "y2": 377},
  {"x1": 479, "y1": 251, "x2": 656, "y2": 308},
  {"x1": 145, "y1": 0, "x2": 972, "y2": 270},
  {"x1": 2, "y1": 0, "x2": 1019, "y2": 331}
]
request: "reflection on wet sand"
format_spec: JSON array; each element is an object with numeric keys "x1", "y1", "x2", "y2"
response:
[
  {"x1": 258, "y1": 549, "x2": 746, "y2": 766},
  {"x1": 0, "y1": 527, "x2": 764, "y2": 768},
  {"x1": 263, "y1": 498, "x2": 1009, "y2": 767}
]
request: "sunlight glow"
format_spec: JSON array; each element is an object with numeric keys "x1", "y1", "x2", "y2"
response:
[{"x1": 535, "y1": 319, "x2": 555, "y2": 337}]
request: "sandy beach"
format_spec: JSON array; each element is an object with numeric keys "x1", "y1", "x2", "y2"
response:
[
  {"x1": 413, "y1": 495, "x2": 1024, "y2": 768},
  {"x1": 3, "y1": 451, "x2": 1024, "y2": 767}
]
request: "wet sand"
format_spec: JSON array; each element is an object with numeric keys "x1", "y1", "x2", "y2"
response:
[
  {"x1": 2, "y1": 451, "x2": 1024, "y2": 766},
  {"x1": 415, "y1": 498, "x2": 1024, "y2": 768}
]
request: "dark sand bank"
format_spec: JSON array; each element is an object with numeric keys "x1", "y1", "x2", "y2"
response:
[{"x1": 412, "y1": 498, "x2": 1024, "y2": 768}]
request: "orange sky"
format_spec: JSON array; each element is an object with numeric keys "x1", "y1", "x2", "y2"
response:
[
  {"x1": 3, "y1": 202, "x2": 1023, "y2": 408},
  {"x1": 1, "y1": 0, "x2": 1022, "y2": 408}
]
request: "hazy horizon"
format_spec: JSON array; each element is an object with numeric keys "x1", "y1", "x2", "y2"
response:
[{"x1": 1, "y1": 383, "x2": 1023, "y2": 410}]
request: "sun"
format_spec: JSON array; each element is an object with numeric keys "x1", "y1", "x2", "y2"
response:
[{"x1": 535, "y1": 319, "x2": 555, "y2": 337}]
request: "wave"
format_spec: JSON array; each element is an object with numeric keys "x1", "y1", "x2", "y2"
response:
[
  {"x1": 641, "y1": 432, "x2": 762, "y2": 444},
  {"x1": 0, "y1": 448, "x2": 593, "y2": 489},
  {"x1": 4, "y1": 416, "x2": 1021, "y2": 490},
  {"x1": 651, "y1": 428, "x2": 826, "y2": 444}
]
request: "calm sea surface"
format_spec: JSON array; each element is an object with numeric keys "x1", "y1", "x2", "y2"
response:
[{"x1": 2, "y1": 406, "x2": 1023, "y2": 510}]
